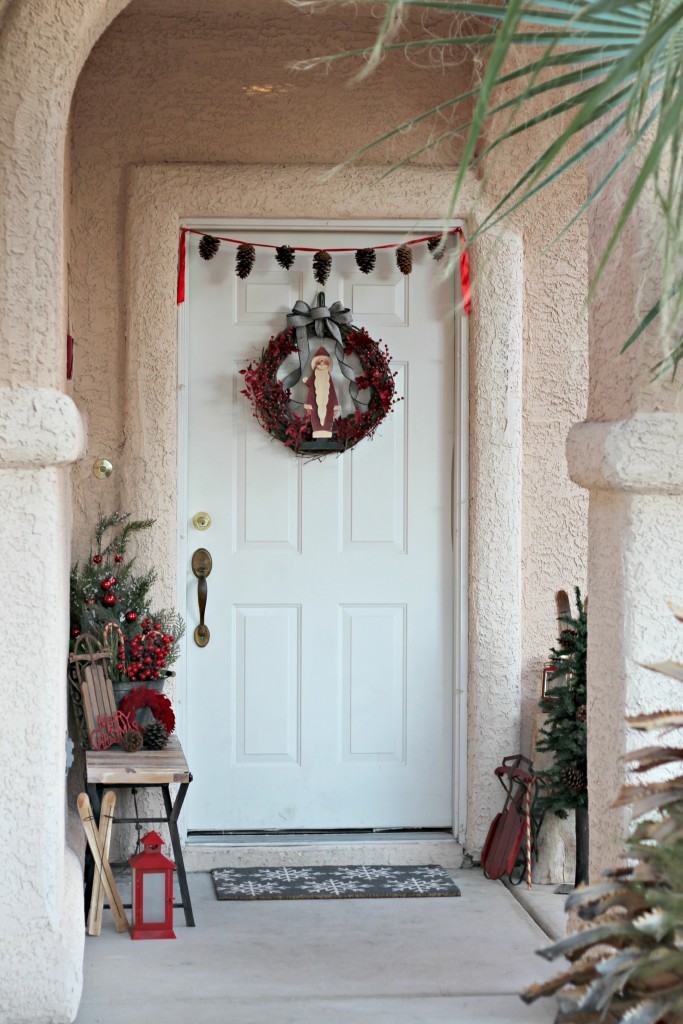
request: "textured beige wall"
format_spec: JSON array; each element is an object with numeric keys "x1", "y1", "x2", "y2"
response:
[
  {"x1": 69, "y1": 0, "x2": 589, "y2": 851},
  {"x1": 567, "y1": 130, "x2": 683, "y2": 877}
]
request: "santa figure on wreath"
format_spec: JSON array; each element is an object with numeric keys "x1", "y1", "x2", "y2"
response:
[{"x1": 303, "y1": 347, "x2": 341, "y2": 438}]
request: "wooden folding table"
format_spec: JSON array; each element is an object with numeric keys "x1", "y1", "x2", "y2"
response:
[{"x1": 84, "y1": 736, "x2": 195, "y2": 927}]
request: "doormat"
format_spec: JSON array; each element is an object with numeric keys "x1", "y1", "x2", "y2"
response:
[{"x1": 211, "y1": 864, "x2": 461, "y2": 901}]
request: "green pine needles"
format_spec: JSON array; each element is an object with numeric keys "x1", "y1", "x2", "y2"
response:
[
  {"x1": 536, "y1": 587, "x2": 588, "y2": 818},
  {"x1": 70, "y1": 511, "x2": 185, "y2": 682}
]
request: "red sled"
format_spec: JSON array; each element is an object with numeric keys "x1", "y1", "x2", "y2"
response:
[{"x1": 481, "y1": 754, "x2": 540, "y2": 884}]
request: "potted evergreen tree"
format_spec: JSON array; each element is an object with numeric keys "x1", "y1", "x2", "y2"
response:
[
  {"x1": 70, "y1": 512, "x2": 184, "y2": 701},
  {"x1": 536, "y1": 587, "x2": 589, "y2": 886}
]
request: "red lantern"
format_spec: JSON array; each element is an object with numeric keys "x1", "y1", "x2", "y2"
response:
[{"x1": 128, "y1": 831, "x2": 176, "y2": 940}]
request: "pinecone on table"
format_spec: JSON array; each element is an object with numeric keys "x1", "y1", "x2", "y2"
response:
[
  {"x1": 236, "y1": 243, "x2": 256, "y2": 279},
  {"x1": 275, "y1": 245, "x2": 296, "y2": 270},
  {"x1": 576, "y1": 704, "x2": 587, "y2": 723},
  {"x1": 198, "y1": 234, "x2": 221, "y2": 261},
  {"x1": 427, "y1": 235, "x2": 445, "y2": 261},
  {"x1": 313, "y1": 250, "x2": 332, "y2": 286},
  {"x1": 355, "y1": 248, "x2": 376, "y2": 275},
  {"x1": 560, "y1": 765, "x2": 587, "y2": 792},
  {"x1": 395, "y1": 244, "x2": 413, "y2": 275},
  {"x1": 143, "y1": 720, "x2": 169, "y2": 750},
  {"x1": 121, "y1": 729, "x2": 143, "y2": 753}
]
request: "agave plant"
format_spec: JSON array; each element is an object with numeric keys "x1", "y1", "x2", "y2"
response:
[
  {"x1": 292, "y1": 0, "x2": 683, "y2": 373},
  {"x1": 522, "y1": 601, "x2": 683, "y2": 1023}
]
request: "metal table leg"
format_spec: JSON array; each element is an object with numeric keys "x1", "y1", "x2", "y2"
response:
[{"x1": 162, "y1": 782, "x2": 195, "y2": 926}]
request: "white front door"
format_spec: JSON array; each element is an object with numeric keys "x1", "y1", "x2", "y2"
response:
[{"x1": 183, "y1": 222, "x2": 456, "y2": 831}]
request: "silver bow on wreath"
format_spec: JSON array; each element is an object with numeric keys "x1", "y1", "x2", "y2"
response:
[{"x1": 283, "y1": 293, "x2": 368, "y2": 411}]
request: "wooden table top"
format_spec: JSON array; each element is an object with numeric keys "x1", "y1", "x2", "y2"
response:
[{"x1": 85, "y1": 735, "x2": 191, "y2": 786}]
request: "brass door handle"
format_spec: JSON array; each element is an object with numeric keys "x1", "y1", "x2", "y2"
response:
[{"x1": 191, "y1": 548, "x2": 213, "y2": 647}]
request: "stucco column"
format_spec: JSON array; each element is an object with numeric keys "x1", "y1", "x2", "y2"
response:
[
  {"x1": 0, "y1": 393, "x2": 86, "y2": 1022},
  {"x1": 0, "y1": 2, "x2": 130, "y2": 1020},
  {"x1": 466, "y1": 230, "x2": 523, "y2": 854},
  {"x1": 567, "y1": 135, "x2": 683, "y2": 879}
]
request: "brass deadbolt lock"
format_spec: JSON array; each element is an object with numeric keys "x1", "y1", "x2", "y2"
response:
[
  {"x1": 92, "y1": 459, "x2": 114, "y2": 480},
  {"x1": 193, "y1": 511, "x2": 212, "y2": 531}
]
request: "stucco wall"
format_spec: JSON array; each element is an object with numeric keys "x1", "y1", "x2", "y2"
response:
[{"x1": 69, "y1": 0, "x2": 589, "y2": 853}]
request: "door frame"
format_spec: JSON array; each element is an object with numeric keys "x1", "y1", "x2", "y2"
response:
[{"x1": 176, "y1": 217, "x2": 469, "y2": 843}]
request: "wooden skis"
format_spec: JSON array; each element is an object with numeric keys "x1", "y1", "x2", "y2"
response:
[{"x1": 78, "y1": 792, "x2": 128, "y2": 934}]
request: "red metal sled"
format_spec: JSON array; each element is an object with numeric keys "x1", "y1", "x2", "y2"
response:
[{"x1": 481, "y1": 754, "x2": 541, "y2": 885}]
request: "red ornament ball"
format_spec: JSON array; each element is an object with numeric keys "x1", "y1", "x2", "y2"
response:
[
  {"x1": 101, "y1": 578, "x2": 112, "y2": 591},
  {"x1": 114, "y1": 554, "x2": 124, "y2": 563},
  {"x1": 116, "y1": 662, "x2": 124, "y2": 671},
  {"x1": 102, "y1": 593, "x2": 116, "y2": 607},
  {"x1": 71, "y1": 627, "x2": 80, "y2": 637},
  {"x1": 125, "y1": 610, "x2": 138, "y2": 623},
  {"x1": 154, "y1": 622, "x2": 161, "y2": 630},
  {"x1": 93, "y1": 554, "x2": 103, "y2": 565},
  {"x1": 110, "y1": 576, "x2": 117, "y2": 585}
]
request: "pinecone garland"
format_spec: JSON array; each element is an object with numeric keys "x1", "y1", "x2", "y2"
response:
[
  {"x1": 560, "y1": 765, "x2": 587, "y2": 792},
  {"x1": 355, "y1": 248, "x2": 376, "y2": 275},
  {"x1": 121, "y1": 729, "x2": 144, "y2": 753},
  {"x1": 427, "y1": 235, "x2": 445, "y2": 261},
  {"x1": 143, "y1": 719, "x2": 169, "y2": 750},
  {"x1": 395, "y1": 245, "x2": 413, "y2": 275},
  {"x1": 236, "y1": 243, "x2": 256, "y2": 279},
  {"x1": 313, "y1": 250, "x2": 332, "y2": 286},
  {"x1": 576, "y1": 704, "x2": 587, "y2": 722},
  {"x1": 275, "y1": 245, "x2": 296, "y2": 270},
  {"x1": 198, "y1": 234, "x2": 221, "y2": 261}
]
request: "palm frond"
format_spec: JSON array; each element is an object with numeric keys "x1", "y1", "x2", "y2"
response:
[{"x1": 295, "y1": 0, "x2": 683, "y2": 371}]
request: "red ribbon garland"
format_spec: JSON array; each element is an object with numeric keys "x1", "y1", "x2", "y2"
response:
[
  {"x1": 177, "y1": 225, "x2": 471, "y2": 314},
  {"x1": 177, "y1": 227, "x2": 189, "y2": 305}
]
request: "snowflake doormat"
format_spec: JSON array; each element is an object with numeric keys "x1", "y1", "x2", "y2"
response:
[{"x1": 210, "y1": 865, "x2": 461, "y2": 901}]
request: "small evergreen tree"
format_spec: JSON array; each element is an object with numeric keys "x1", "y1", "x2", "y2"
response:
[
  {"x1": 70, "y1": 511, "x2": 184, "y2": 682},
  {"x1": 536, "y1": 587, "x2": 588, "y2": 883}
]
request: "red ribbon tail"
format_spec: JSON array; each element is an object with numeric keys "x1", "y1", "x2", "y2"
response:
[
  {"x1": 455, "y1": 228, "x2": 471, "y2": 315},
  {"x1": 177, "y1": 228, "x2": 188, "y2": 304},
  {"x1": 66, "y1": 333, "x2": 74, "y2": 381}
]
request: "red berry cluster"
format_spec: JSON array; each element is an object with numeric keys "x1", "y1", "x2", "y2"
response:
[{"x1": 122, "y1": 619, "x2": 175, "y2": 681}]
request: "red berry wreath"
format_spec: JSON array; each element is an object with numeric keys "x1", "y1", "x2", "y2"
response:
[
  {"x1": 241, "y1": 325, "x2": 399, "y2": 455},
  {"x1": 117, "y1": 686, "x2": 176, "y2": 736}
]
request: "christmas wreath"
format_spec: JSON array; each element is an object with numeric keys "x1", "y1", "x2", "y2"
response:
[
  {"x1": 117, "y1": 686, "x2": 176, "y2": 736},
  {"x1": 240, "y1": 295, "x2": 399, "y2": 455}
]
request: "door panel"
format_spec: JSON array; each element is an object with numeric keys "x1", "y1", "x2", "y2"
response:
[{"x1": 185, "y1": 225, "x2": 455, "y2": 830}]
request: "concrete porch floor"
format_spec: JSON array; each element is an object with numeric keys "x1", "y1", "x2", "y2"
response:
[{"x1": 76, "y1": 868, "x2": 560, "y2": 1023}]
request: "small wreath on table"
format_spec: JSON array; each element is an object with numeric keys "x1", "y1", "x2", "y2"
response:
[
  {"x1": 241, "y1": 324, "x2": 398, "y2": 455},
  {"x1": 117, "y1": 686, "x2": 176, "y2": 736}
]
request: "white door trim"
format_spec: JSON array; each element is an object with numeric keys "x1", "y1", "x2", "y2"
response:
[{"x1": 176, "y1": 216, "x2": 468, "y2": 843}]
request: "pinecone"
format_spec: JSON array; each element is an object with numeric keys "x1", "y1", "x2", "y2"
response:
[
  {"x1": 143, "y1": 720, "x2": 169, "y2": 750},
  {"x1": 395, "y1": 244, "x2": 413, "y2": 275},
  {"x1": 560, "y1": 765, "x2": 587, "y2": 792},
  {"x1": 313, "y1": 250, "x2": 332, "y2": 286},
  {"x1": 355, "y1": 248, "x2": 376, "y2": 275},
  {"x1": 275, "y1": 245, "x2": 296, "y2": 270},
  {"x1": 236, "y1": 243, "x2": 256, "y2": 279},
  {"x1": 427, "y1": 235, "x2": 445, "y2": 261},
  {"x1": 121, "y1": 729, "x2": 143, "y2": 753},
  {"x1": 576, "y1": 704, "x2": 587, "y2": 723},
  {"x1": 198, "y1": 234, "x2": 221, "y2": 261}
]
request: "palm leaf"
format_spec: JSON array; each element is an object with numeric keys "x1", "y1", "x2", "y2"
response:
[{"x1": 296, "y1": 0, "x2": 683, "y2": 370}]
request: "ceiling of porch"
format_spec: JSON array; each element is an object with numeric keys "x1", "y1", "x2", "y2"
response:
[{"x1": 84, "y1": 0, "x2": 480, "y2": 168}]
